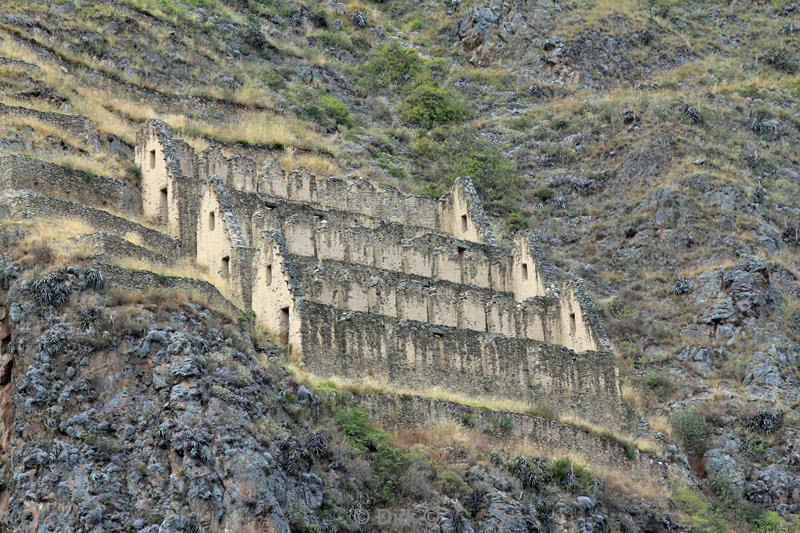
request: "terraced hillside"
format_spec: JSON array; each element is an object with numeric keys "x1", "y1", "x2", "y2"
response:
[{"x1": 0, "y1": 0, "x2": 799, "y2": 531}]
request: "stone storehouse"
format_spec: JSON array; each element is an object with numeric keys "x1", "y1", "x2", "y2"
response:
[{"x1": 135, "y1": 120, "x2": 622, "y2": 427}]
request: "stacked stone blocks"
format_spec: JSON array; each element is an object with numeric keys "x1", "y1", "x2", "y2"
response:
[{"x1": 133, "y1": 120, "x2": 621, "y2": 428}]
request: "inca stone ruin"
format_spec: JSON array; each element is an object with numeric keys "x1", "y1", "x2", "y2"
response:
[
  {"x1": 0, "y1": 118, "x2": 669, "y2": 481},
  {"x1": 134, "y1": 120, "x2": 622, "y2": 429}
]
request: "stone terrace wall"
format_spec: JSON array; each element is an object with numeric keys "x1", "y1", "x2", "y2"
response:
[
  {"x1": 99, "y1": 264, "x2": 240, "y2": 317},
  {"x1": 297, "y1": 300, "x2": 622, "y2": 429},
  {"x1": 259, "y1": 168, "x2": 496, "y2": 245},
  {"x1": 196, "y1": 177, "x2": 255, "y2": 308},
  {"x1": 260, "y1": 167, "x2": 439, "y2": 229},
  {"x1": 0, "y1": 189, "x2": 178, "y2": 260},
  {"x1": 197, "y1": 147, "x2": 257, "y2": 193},
  {"x1": 359, "y1": 394, "x2": 667, "y2": 482},
  {"x1": 254, "y1": 208, "x2": 513, "y2": 291},
  {"x1": 294, "y1": 256, "x2": 597, "y2": 348},
  {"x1": 81, "y1": 232, "x2": 172, "y2": 265},
  {"x1": 0, "y1": 102, "x2": 97, "y2": 145},
  {"x1": 0, "y1": 155, "x2": 139, "y2": 212}
]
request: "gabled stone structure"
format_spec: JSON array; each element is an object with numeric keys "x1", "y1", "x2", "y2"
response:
[{"x1": 135, "y1": 121, "x2": 621, "y2": 427}]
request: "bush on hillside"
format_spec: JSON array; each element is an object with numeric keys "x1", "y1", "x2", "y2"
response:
[
  {"x1": 400, "y1": 82, "x2": 465, "y2": 128},
  {"x1": 362, "y1": 42, "x2": 423, "y2": 89},
  {"x1": 669, "y1": 411, "x2": 712, "y2": 456}
]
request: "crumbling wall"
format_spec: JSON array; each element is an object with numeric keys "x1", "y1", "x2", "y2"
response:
[
  {"x1": 197, "y1": 148, "x2": 258, "y2": 193},
  {"x1": 0, "y1": 155, "x2": 139, "y2": 212},
  {"x1": 99, "y1": 263, "x2": 240, "y2": 317},
  {"x1": 173, "y1": 139, "x2": 197, "y2": 180},
  {"x1": 0, "y1": 102, "x2": 98, "y2": 146},
  {"x1": 80, "y1": 232, "x2": 172, "y2": 265},
  {"x1": 252, "y1": 209, "x2": 513, "y2": 291},
  {"x1": 297, "y1": 301, "x2": 623, "y2": 429},
  {"x1": 259, "y1": 167, "x2": 500, "y2": 238},
  {"x1": 511, "y1": 232, "x2": 551, "y2": 300},
  {"x1": 293, "y1": 256, "x2": 597, "y2": 347}
]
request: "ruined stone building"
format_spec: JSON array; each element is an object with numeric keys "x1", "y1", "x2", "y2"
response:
[{"x1": 134, "y1": 120, "x2": 623, "y2": 428}]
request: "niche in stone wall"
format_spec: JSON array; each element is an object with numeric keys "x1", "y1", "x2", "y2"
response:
[
  {"x1": 521, "y1": 263, "x2": 529, "y2": 280},
  {"x1": 266, "y1": 264, "x2": 273, "y2": 285},
  {"x1": 159, "y1": 187, "x2": 168, "y2": 222},
  {"x1": 461, "y1": 214, "x2": 468, "y2": 232},
  {"x1": 149, "y1": 149, "x2": 156, "y2": 169},
  {"x1": 209, "y1": 211, "x2": 216, "y2": 231},
  {"x1": 221, "y1": 256, "x2": 230, "y2": 279},
  {"x1": 280, "y1": 307, "x2": 290, "y2": 345}
]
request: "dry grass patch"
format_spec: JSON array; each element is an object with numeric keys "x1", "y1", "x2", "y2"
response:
[
  {"x1": 678, "y1": 258, "x2": 736, "y2": 278},
  {"x1": 393, "y1": 423, "x2": 669, "y2": 502},
  {"x1": 6, "y1": 217, "x2": 95, "y2": 269},
  {"x1": 280, "y1": 148, "x2": 340, "y2": 176},
  {"x1": 167, "y1": 111, "x2": 332, "y2": 153},
  {"x1": 648, "y1": 415, "x2": 673, "y2": 437},
  {"x1": 621, "y1": 382, "x2": 644, "y2": 411},
  {"x1": 122, "y1": 232, "x2": 144, "y2": 247}
]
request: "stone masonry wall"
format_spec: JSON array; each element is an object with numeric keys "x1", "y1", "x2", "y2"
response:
[
  {"x1": 0, "y1": 189, "x2": 178, "y2": 260},
  {"x1": 293, "y1": 255, "x2": 598, "y2": 350},
  {"x1": 99, "y1": 263, "x2": 240, "y2": 317},
  {"x1": 358, "y1": 393, "x2": 667, "y2": 482},
  {"x1": 0, "y1": 155, "x2": 139, "y2": 212},
  {"x1": 81, "y1": 232, "x2": 172, "y2": 266},
  {"x1": 297, "y1": 300, "x2": 622, "y2": 429},
  {"x1": 252, "y1": 230, "x2": 304, "y2": 355},
  {"x1": 253, "y1": 207, "x2": 513, "y2": 291},
  {"x1": 196, "y1": 177, "x2": 254, "y2": 307},
  {"x1": 259, "y1": 167, "x2": 496, "y2": 245},
  {"x1": 134, "y1": 121, "x2": 616, "y2": 428},
  {"x1": 0, "y1": 102, "x2": 97, "y2": 146}
]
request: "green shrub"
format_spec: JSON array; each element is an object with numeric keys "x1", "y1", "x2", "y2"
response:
[
  {"x1": 362, "y1": 42, "x2": 423, "y2": 89},
  {"x1": 335, "y1": 408, "x2": 407, "y2": 503},
  {"x1": 210, "y1": 384, "x2": 236, "y2": 403},
  {"x1": 642, "y1": 370, "x2": 668, "y2": 390},
  {"x1": 317, "y1": 30, "x2": 353, "y2": 51},
  {"x1": 400, "y1": 82, "x2": 465, "y2": 128},
  {"x1": 448, "y1": 142, "x2": 523, "y2": 215},
  {"x1": 670, "y1": 411, "x2": 712, "y2": 456},
  {"x1": 317, "y1": 95, "x2": 351, "y2": 126},
  {"x1": 546, "y1": 458, "x2": 594, "y2": 492},
  {"x1": 753, "y1": 510, "x2": 787, "y2": 533},
  {"x1": 532, "y1": 186, "x2": 554, "y2": 202},
  {"x1": 435, "y1": 467, "x2": 470, "y2": 500},
  {"x1": 709, "y1": 468, "x2": 743, "y2": 509},
  {"x1": 620, "y1": 341, "x2": 644, "y2": 367},
  {"x1": 496, "y1": 414, "x2": 514, "y2": 433}
]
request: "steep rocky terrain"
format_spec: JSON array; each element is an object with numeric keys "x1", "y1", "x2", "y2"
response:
[
  {"x1": 0, "y1": 262, "x2": 678, "y2": 531},
  {"x1": 0, "y1": 0, "x2": 799, "y2": 531}
]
